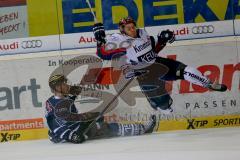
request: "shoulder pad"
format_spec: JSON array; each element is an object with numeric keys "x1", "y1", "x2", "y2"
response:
[
  {"x1": 138, "y1": 29, "x2": 149, "y2": 38},
  {"x1": 106, "y1": 33, "x2": 123, "y2": 42}
]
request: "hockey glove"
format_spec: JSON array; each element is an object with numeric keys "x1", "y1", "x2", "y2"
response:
[
  {"x1": 93, "y1": 23, "x2": 106, "y2": 45},
  {"x1": 158, "y1": 30, "x2": 175, "y2": 44},
  {"x1": 48, "y1": 130, "x2": 62, "y2": 143},
  {"x1": 69, "y1": 85, "x2": 82, "y2": 96},
  {"x1": 71, "y1": 133, "x2": 86, "y2": 144},
  {"x1": 80, "y1": 112, "x2": 100, "y2": 121}
]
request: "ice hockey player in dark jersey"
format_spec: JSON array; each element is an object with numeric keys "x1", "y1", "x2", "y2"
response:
[
  {"x1": 93, "y1": 17, "x2": 227, "y2": 113},
  {"x1": 45, "y1": 74, "x2": 156, "y2": 144}
]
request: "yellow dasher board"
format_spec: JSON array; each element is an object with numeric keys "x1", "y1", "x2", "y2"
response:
[{"x1": 1, "y1": 0, "x2": 239, "y2": 38}]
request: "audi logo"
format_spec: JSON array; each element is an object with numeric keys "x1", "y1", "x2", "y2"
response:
[
  {"x1": 192, "y1": 25, "x2": 215, "y2": 34},
  {"x1": 21, "y1": 40, "x2": 43, "y2": 49}
]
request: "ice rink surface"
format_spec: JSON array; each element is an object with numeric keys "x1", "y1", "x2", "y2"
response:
[{"x1": 1, "y1": 127, "x2": 240, "y2": 160}]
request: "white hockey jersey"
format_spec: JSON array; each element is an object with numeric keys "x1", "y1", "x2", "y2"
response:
[{"x1": 100, "y1": 29, "x2": 156, "y2": 64}]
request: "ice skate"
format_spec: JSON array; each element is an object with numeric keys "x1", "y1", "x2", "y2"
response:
[
  {"x1": 144, "y1": 115, "x2": 157, "y2": 133},
  {"x1": 207, "y1": 79, "x2": 227, "y2": 92}
]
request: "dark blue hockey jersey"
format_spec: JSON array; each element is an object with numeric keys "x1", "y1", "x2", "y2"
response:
[
  {"x1": 45, "y1": 95, "x2": 149, "y2": 143},
  {"x1": 45, "y1": 95, "x2": 97, "y2": 142}
]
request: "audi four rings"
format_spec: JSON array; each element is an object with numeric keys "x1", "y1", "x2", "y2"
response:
[
  {"x1": 21, "y1": 40, "x2": 42, "y2": 49},
  {"x1": 192, "y1": 25, "x2": 215, "y2": 34}
]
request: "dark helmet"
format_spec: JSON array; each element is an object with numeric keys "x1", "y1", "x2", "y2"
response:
[
  {"x1": 119, "y1": 17, "x2": 136, "y2": 33},
  {"x1": 48, "y1": 74, "x2": 67, "y2": 90}
]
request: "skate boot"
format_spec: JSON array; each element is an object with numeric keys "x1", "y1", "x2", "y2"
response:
[
  {"x1": 149, "y1": 94, "x2": 174, "y2": 114},
  {"x1": 207, "y1": 80, "x2": 227, "y2": 92},
  {"x1": 157, "y1": 107, "x2": 173, "y2": 114},
  {"x1": 144, "y1": 115, "x2": 157, "y2": 133}
]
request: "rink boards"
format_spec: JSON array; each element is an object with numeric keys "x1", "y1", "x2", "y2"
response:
[
  {"x1": 0, "y1": 36, "x2": 239, "y2": 142},
  {"x1": 1, "y1": 114, "x2": 240, "y2": 142}
]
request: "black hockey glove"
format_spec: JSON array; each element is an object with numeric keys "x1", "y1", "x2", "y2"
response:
[
  {"x1": 158, "y1": 30, "x2": 175, "y2": 44},
  {"x1": 93, "y1": 23, "x2": 106, "y2": 46},
  {"x1": 48, "y1": 130, "x2": 62, "y2": 143},
  {"x1": 69, "y1": 85, "x2": 82, "y2": 96},
  {"x1": 80, "y1": 112, "x2": 100, "y2": 121},
  {"x1": 71, "y1": 133, "x2": 86, "y2": 144}
]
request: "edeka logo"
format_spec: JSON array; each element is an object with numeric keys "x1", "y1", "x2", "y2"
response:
[
  {"x1": 0, "y1": 79, "x2": 42, "y2": 111},
  {"x1": 61, "y1": 0, "x2": 238, "y2": 33},
  {"x1": 0, "y1": 42, "x2": 19, "y2": 51},
  {"x1": 0, "y1": 133, "x2": 20, "y2": 142}
]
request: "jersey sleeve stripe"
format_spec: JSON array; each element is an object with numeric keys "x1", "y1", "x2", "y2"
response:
[{"x1": 97, "y1": 45, "x2": 126, "y2": 60}]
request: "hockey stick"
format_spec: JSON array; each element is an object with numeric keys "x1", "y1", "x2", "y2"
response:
[
  {"x1": 86, "y1": 0, "x2": 98, "y2": 23},
  {"x1": 82, "y1": 77, "x2": 135, "y2": 135}
]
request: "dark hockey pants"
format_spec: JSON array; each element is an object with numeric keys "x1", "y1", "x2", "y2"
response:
[{"x1": 137, "y1": 57, "x2": 186, "y2": 110}]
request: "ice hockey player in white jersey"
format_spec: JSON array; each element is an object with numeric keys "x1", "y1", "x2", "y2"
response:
[{"x1": 93, "y1": 17, "x2": 227, "y2": 113}]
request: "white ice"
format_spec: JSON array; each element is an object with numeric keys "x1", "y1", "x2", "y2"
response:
[{"x1": 1, "y1": 127, "x2": 240, "y2": 160}]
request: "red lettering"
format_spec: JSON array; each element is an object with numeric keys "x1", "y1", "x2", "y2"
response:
[
  {"x1": 165, "y1": 55, "x2": 238, "y2": 94},
  {"x1": 0, "y1": 23, "x2": 20, "y2": 35},
  {"x1": 11, "y1": 12, "x2": 19, "y2": 20},
  {"x1": 10, "y1": 42, "x2": 19, "y2": 49},
  {"x1": 222, "y1": 63, "x2": 240, "y2": 90},
  {"x1": 0, "y1": 42, "x2": 19, "y2": 51},
  {"x1": 0, "y1": 12, "x2": 19, "y2": 24},
  {"x1": 79, "y1": 36, "x2": 96, "y2": 43},
  {"x1": 82, "y1": 54, "x2": 238, "y2": 95},
  {"x1": 97, "y1": 67, "x2": 121, "y2": 84},
  {"x1": 0, "y1": 44, "x2": 9, "y2": 50},
  {"x1": 180, "y1": 65, "x2": 220, "y2": 94},
  {"x1": 174, "y1": 27, "x2": 190, "y2": 36},
  {"x1": 192, "y1": 65, "x2": 220, "y2": 93},
  {"x1": 86, "y1": 37, "x2": 92, "y2": 42},
  {"x1": 79, "y1": 36, "x2": 86, "y2": 43},
  {"x1": 179, "y1": 80, "x2": 193, "y2": 93},
  {"x1": 83, "y1": 67, "x2": 121, "y2": 85}
]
